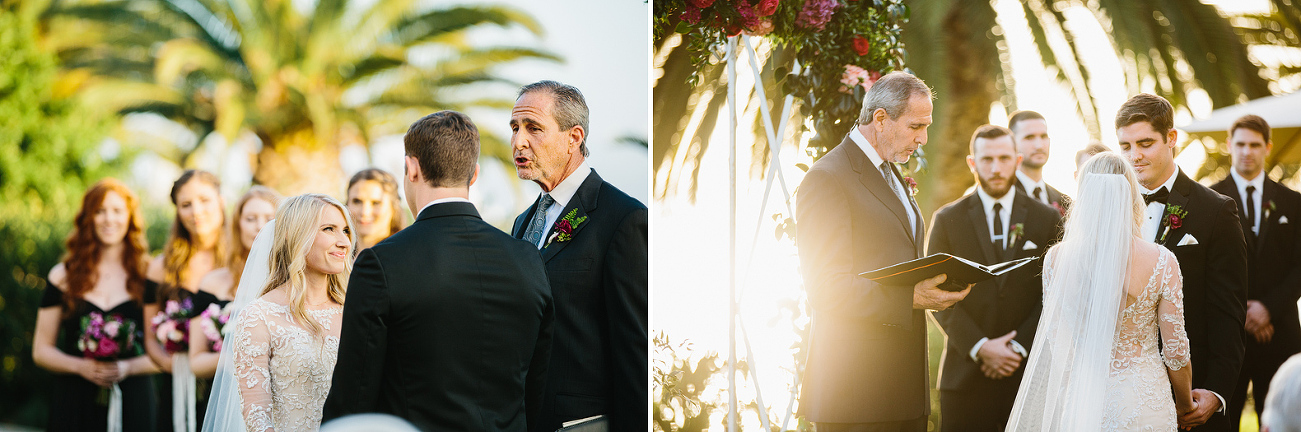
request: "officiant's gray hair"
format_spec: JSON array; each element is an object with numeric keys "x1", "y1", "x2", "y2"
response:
[
  {"x1": 1262, "y1": 354, "x2": 1301, "y2": 432},
  {"x1": 519, "y1": 80, "x2": 590, "y2": 157},
  {"x1": 856, "y1": 72, "x2": 932, "y2": 125}
]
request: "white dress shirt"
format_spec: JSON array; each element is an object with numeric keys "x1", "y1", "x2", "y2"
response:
[
  {"x1": 1230, "y1": 169, "x2": 1265, "y2": 234},
  {"x1": 1016, "y1": 170, "x2": 1050, "y2": 204},
  {"x1": 976, "y1": 187, "x2": 1015, "y2": 250},
  {"x1": 850, "y1": 128, "x2": 917, "y2": 233},
  {"x1": 968, "y1": 188, "x2": 1027, "y2": 362},
  {"x1": 529, "y1": 162, "x2": 592, "y2": 249},
  {"x1": 1140, "y1": 169, "x2": 1181, "y2": 242}
]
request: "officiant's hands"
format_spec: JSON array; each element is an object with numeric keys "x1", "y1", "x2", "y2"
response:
[
  {"x1": 912, "y1": 274, "x2": 971, "y2": 311},
  {"x1": 1245, "y1": 300, "x2": 1275, "y2": 344},
  {"x1": 1177, "y1": 389, "x2": 1220, "y2": 430},
  {"x1": 977, "y1": 331, "x2": 1022, "y2": 379}
]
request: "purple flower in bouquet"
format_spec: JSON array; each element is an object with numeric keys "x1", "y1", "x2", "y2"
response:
[
  {"x1": 77, "y1": 312, "x2": 140, "y2": 361},
  {"x1": 198, "y1": 303, "x2": 230, "y2": 352},
  {"x1": 796, "y1": 0, "x2": 839, "y2": 31},
  {"x1": 152, "y1": 298, "x2": 196, "y2": 354}
]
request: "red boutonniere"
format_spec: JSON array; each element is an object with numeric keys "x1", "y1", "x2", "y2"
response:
[
  {"x1": 545, "y1": 208, "x2": 588, "y2": 248},
  {"x1": 903, "y1": 176, "x2": 918, "y2": 197},
  {"x1": 1267, "y1": 200, "x2": 1277, "y2": 220},
  {"x1": 1051, "y1": 201, "x2": 1064, "y2": 216},
  {"x1": 1009, "y1": 223, "x2": 1025, "y2": 246},
  {"x1": 1159, "y1": 205, "x2": 1188, "y2": 243}
]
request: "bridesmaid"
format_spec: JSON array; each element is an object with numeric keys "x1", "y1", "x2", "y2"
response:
[
  {"x1": 144, "y1": 169, "x2": 229, "y2": 431},
  {"x1": 189, "y1": 185, "x2": 281, "y2": 378},
  {"x1": 32, "y1": 178, "x2": 159, "y2": 431},
  {"x1": 346, "y1": 168, "x2": 405, "y2": 251}
]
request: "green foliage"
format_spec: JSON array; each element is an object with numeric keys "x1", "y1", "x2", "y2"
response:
[
  {"x1": 653, "y1": 332, "x2": 724, "y2": 432},
  {"x1": 0, "y1": 5, "x2": 119, "y2": 426}
]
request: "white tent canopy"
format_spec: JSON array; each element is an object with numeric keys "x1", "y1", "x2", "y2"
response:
[{"x1": 1181, "y1": 91, "x2": 1301, "y2": 167}]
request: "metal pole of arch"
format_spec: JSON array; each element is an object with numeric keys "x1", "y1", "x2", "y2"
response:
[{"x1": 726, "y1": 35, "x2": 739, "y2": 432}]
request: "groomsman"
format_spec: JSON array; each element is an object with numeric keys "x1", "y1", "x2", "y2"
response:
[
  {"x1": 796, "y1": 71, "x2": 971, "y2": 432},
  {"x1": 1115, "y1": 94, "x2": 1248, "y2": 432},
  {"x1": 508, "y1": 80, "x2": 648, "y2": 431},
  {"x1": 1009, "y1": 111, "x2": 1070, "y2": 215},
  {"x1": 928, "y1": 125, "x2": 1062, "y2": 432},
  {"x1": 1208, "y1": 114, "x2": 1301, "y2": 430}
]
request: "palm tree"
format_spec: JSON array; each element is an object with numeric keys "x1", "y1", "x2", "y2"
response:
[
  {"x1": 655, "y1": 1, "x2": 1296, "y2": 213},
  {"x1": 902, "y1": 0, "x2": 1276, "y2": 211},
  {"x1": 45, "y1": 0, "x2": 559, "y2": 194}
]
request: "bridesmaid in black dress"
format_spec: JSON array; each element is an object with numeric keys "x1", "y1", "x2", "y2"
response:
[
  {"x1": 190, "y1": 186, "x2": 280, "y2": 412},
  {"x1": 32, "y1": 178, "x2": 159, "y2": 431},
  {"x1": 144, "y1": 169, "x2": 229, "y2": 431}
]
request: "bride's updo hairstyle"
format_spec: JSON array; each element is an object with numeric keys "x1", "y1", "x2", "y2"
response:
[
  {"x1": 261, "y1": 194, "x2": 355, "y2": 336},
  {"x1": 1011, "y1": 151, "x2": 1145, "y2": 429}
]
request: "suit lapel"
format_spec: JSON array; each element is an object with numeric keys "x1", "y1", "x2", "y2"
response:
[
  {"x1": 845, "y1": 135, "x2": 915, "y2": 245},
  {"x1": 965, "y1": 195, "x2": 1000, "y2": 265},
  {"x1": 1218, "y1": 176, "x2": 1252, "y2": 237},
  {"x1": 1159, "y1": 171, "x2": 1194, "y2": 246},
  {"x1": 539, "y1": 171, "x2": 603, "y2": 263},
  {"x1": 1005, "y1": 194, "x2": 1031, "y2": 261},
  {"x1": 512, "y1": 196, "x2": 540, "y2": 239}
]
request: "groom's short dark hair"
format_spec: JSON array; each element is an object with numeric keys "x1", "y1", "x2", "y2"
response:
[
  {"x1": 404, "y1": 111, "x2": 480, "y2": 187},
  {"x1": 1115, "y1": 93, "x2": 1174, "y2": 138}
]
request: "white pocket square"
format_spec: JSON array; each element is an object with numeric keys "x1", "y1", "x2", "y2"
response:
[
  {"x1": 1177, "y1": 233, "x2": 1199, "y2": 246},
  {"x1": 1022, "y1": 240, "x2": 1038, "y2": 250},
  {"x1": 1281, "y1": 215, "x2": 1289, "y2": 224}
]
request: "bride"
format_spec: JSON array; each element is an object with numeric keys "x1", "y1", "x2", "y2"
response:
[
  {"x1": 202, "y1": 193, "x2": 356, "y2": 432},
  {"x1": 1006, "y1": 153, "x2": 1195, "y2": 431}
]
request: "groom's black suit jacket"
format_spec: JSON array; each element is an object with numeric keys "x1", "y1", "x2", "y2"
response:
[
  {"x1": 795, "y1": 135, "x2": 930, "y2": 424},
  {"x1": 510, "y1": 170, "x2": 648, "y2": 432},
  {"x1": 323, "y1": 202, "x2": 554, "y2": 432},
  {"x1": 927, "y1": 192, "x2": 1061, "y2": 394},
  {"x1": 1210, "y1": 176, "x2": 1301, "y2": 369},
  {"x1": 1158, "y1": 171, "x2": 1248, "y2": 432}
]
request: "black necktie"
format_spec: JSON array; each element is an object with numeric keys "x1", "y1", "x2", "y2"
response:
[
  {"x1": 993, "y1": 202, "x2": 1005, "y2": 251},
  {"x1": 1246, "y1": 185, "x2": 1257, "y2": 233},
  {"x1": 1033, "y1": 186, "x2": 1043, "y2": 202},
  {"x1": 1144, "y1": 187, "x2": 1169, "y2": 206}
]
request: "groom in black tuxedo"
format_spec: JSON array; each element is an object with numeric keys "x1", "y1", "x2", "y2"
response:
[
  {"x1": 1115, "y1": 94, "x2": 1248, "y2": 431},
  {"x1": 928, "y1": 125, "x2": 1062, "y2": 432},
  {"x1": 1208, "y1": 115, "x2": 1301, "y2": 430},
  {"x1": 796, "y1": 72, "x2": 971, "y2": 432},
  {"x1": 323, "y1": 111, "x2": 554, "y2": 431},
  {"x1": 507, "y1": 81, "x2": 647, "y2": 432}
]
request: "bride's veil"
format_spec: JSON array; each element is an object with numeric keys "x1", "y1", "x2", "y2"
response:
[
  {"x1": 203, "y1": 219, "x2": 275, "y2": 431},
  {"x1": 1005, "y1": 154, "x2": 1145, "y2": 431}
]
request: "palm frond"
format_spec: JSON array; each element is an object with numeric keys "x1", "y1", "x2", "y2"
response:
[{"x1": 388, "y1": 6, "x2": 544, "y2": 47}]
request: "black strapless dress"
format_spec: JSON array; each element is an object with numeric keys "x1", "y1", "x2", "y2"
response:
[{"x1": 41, "y1": 283, "x2": 157, "y2": 432}]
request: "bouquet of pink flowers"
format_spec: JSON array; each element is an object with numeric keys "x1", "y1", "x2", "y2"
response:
[
  {"x1": 196, "y1": 303, "x2": 231, "y2": 352},
  {"x1": 152, "y1": 297, "x2": 194, "y2": 354},
  {"x1": 77, "y1": 311, "x2": 141, "y2": 360}
]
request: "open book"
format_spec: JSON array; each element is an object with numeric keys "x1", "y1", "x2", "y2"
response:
[{"x1": 859, "y1": 253, "x2": 1038, "y2": 292}]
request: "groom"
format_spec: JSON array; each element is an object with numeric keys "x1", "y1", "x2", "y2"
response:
[
  {"x1": 323, "y1": 111, "x2": 555, "y2": 431},
  {"x1": 796, "y1": 71, "x2": 971, "y2": 432},
  {"x1": 1115, "y1": 94, "x2": 1247, "y2": 431}
]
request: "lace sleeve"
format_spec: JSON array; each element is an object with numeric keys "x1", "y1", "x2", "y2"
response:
[
  {"x1": 1157, "y1": 251, "x2": 1191, "y2": 371},
  {"x1": 232, "y1": 303, "x2": 275, "y2": 432},
  {"x1": 1041, "y1": 247, "x2": 1058, "y2": 290}
]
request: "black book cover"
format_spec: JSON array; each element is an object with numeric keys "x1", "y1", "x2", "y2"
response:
[{"x1": 859, "y1": 253, "x2": 1037, "y2": 292}]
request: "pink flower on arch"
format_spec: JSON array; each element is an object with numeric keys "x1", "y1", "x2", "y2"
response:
[{"x1": 796, "y1": 0, "x2": 839, "y2": 31}]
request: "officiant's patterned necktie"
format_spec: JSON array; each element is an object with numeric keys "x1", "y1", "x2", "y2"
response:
[
  {"x1": 524, "y1": 194, "x2": 555, "y2": 248},
  {"x1": 880, "y1": 161, "x2": 915, "y2": 234}
]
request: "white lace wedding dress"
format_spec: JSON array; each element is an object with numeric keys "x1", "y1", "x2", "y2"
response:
[
  {"x1": 230, "y1": 297, "x2": 343, "y2": 432},
  {"x1": 1099, "y1": 249, "x2": 1190, "y2": 430}
]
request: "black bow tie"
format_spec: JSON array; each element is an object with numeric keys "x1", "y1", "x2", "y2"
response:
[{"x1": 1144, "y1": 187, "x2": 1170, "y2": 205}]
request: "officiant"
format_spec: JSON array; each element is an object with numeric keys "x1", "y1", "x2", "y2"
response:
[{"x1": 927, "y1": 124, "x2": 1063, "y2": 432}]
